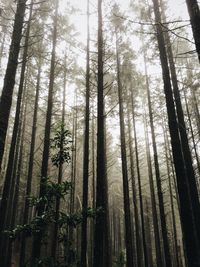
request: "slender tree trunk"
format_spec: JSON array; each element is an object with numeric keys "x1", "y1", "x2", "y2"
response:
[
  {"x1": 81, "y1": 1, "x2": 90, "y2": 265},
  {"x1": 93, "y1": 1, "x2": 110, "y2": 266},
  {"x1": 68, "y1": 94, "x2": 78, "y2": 263},
  {"x1": 127, "y1": 102, "x2": 140, "y2": 267},
  {"x1": 0, "y1": 0, "x2": 27, "y2": 170},
  {"x1": 183, "y1": 87, "x2": 200, "y2": 178},
  {"x1": 145, "y1": 200, "x2": 154, "y2": 267},
  {"x1": 31, "y1": 0, "x2": 58, "y2": 262},
  {"x1": 116, "y1": 31, "x2": 134, "y2": 267},
  {"x1": 19, "y1": 59, "x2": 41, "y2": 266},
  {"x1": 6, "y1": 89, "x2": 28, "y2": 267},
  {"x1": 0, "y1": 1, "x2": 32, "y2": 250},
  {"x1": 152, "y1": 0, "x2": 200, "y2": 265},
  {"x1": 131, "y1": 88, "x2": 149, "y2": 267},
  {"x1": 51, "y1": 54, "x2": 67, "y2": 260},
  {"x1": 185, "y1": 0, "x2": 200, "y2": 62},
  {"x1": 143, "y1": 49, "x2": 172, "y2": 267},
  {"x1": 143, "y1": 112, "x2": 163, "y2": 267},
  {"x1": 0, "y1": 29, "x2": 6, "y2": 68},
  {"x1": 160, "y1": 0, "x2": 200, "y2": 242},
  {"x1": 163, "y1": 129, "x2": 180, "y2": 267}
]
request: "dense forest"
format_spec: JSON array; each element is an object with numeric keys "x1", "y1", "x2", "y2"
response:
[{"x1": 0, "y1": 0, "x2": 199, "y2": 266}]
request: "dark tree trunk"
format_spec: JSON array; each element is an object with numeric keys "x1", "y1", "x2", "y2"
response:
[
  {"x1": 152, "y1": 0, "x2": 200, "y2": 265},
  {"x1": 183, "y1": 87, "x2": 200, "y2": 178},
  {"x1": 160, "y1": 0, "x2": 200, "y2": 243},
  {"x1": 116, "y1": 31, "x2": 134, "y2": 267},
  {"x1": 81, "y1": 1, "x2": 90, "y2": 265},
  {"x1": 185, "y1": 0, "x2": 200, "y2": 62},
  {"x1": 144, "y1": 200, "x2": 154, "y2": 267},
  {"x1": 31, "y1": 0, "x2": 58, "y2": 262},
  {"x1": 127, "y1": 101, "x2": 140, "y2": 267},
  {"x1": 143, "y1": 49, "x2": 172, "y2": 267},
  {"x1": 19, "y1": 59, "x2": 41, "y2": 266},
  {"x1": 163, "y1": 129, "x2": 180, "y2": 267},
  {"x1": 6, "y1": 89, "x2": 28, "y2": 267},
  {"x1": 143, "y1": 112, "x2": 163, "y2": 267},
  {"x1": 93, "y1": 1, "x2": 110, "y2": 266},
  {"x1": 0, "y1": 1, "x2": 32, "y2": 262},
  {"x1": 131, "y1": 88, "x2": 149, "y2": 267},
  {"x1": 51, "y1": 54, "x2": 67, "y2": 260},
  {"x1": 0, "y1": 0, "x2": 27, "y2": 170}
]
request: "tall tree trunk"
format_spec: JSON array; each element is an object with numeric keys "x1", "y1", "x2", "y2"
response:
[
  {"x1": 145, "y1": 200, "x2": 154, "y2": 267},
  {"x1": 31, "y1": 0, "x2": 58, "y2": 262},
  {"x1": 93, "y1": 1, "x2": 110, "y2": 266},
  {"x1": 0, "y1": 0, "x2": 27, "y2": 170},
  {"x1": 19, "y1": 59, "x2": 41, "y2": 266},
  {"x1": 163, "y1": 128, "x2": 180, "y2": 267},
  {"x1": 0, "y1": 1, "x2": 32, "y2": 248},
  {"x1": 160, "y1": 0, "x2": 200, "y2": 242},
  {"x1": 183, "y1": 87, "x2": 200, "y2": 178},
  {"x1": 143, "y1": 49, "x2": 172, "y2": 267},
  {"x1": 81, "y1": 1, "x2": 90, "y2": 265},
  {"x1": 152, "y1": 0, "x2": 200, "y2": 265},
  {"x1": 51, "y1": 54, "x2": 67, "y2": 260},
  {"x1": 115, "y1": 31, "x2": 134, "y2": 267},
  {"x1": 130, "y1": 88, "x2": 149, "y2": 267},
  {"x1": 185, "y1": 0, "x2": 200, "y2": 62},
  {"x1": 143, "y1": 112, "x2": 163, "y2": 267},
  {"x1": 6, "y1": 89, "x2": 28, "y2": 267},
  {"x1": 127, "y1": 101, "x2": 141, "y2": 267}
]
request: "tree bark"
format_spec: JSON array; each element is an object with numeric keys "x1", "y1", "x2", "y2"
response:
[
  {"x1": 19, "y1": 59, "x2": 41, "y2": 266},
  {"x1": 152, "y1": 0, "x2": 200, "y2": 265},
  {"x1": 131, "y1": 88, "x2": 149, "y2": 267},
  {"x1": 143, "y1": 48, "x2": 172, "y2": 267},
  {"x1": 93, "y1": 1, "x2": 110, "y2": 266},
  {"x1": 116, "y1": 31, "x2": 135, "y2": 267},
  {"x1": 0, "y1": 0, "x2": 27, "y2": 170},
  {"x1": 31, "y1": 0, "x2": 58, "y2": 262},
  {"x1": 185, "y1": 0, "x2": 200, "y2": 62},
  {"x1": 81, "y1": 1, "x2": 90, "y2": 265}
]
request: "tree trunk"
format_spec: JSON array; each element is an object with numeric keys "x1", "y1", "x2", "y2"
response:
[
  {"x1": 131, "y1": 88, "x2": 149, "y2": 267},
  {"x1": 143, "y1": 112, "x2": 163, "y2": 267},
  {"x1": 0, "y1": 1, "x2": 33, "y2": 262},
  {"x1": 160, "y1": 0, "x2": 200, "y2": 243},
  {"x1": 152, "y1": 0, "x2": 200, "y2": 265},
  {"x1": 143, "y1": 48, "x2": 172, "y2": 267},
  {"x1": 19, "y1": 59, "x2": 41, "y2": 266},
  {"x1": 127, "y1": 101, "x2": 141, "y2": 267},
  {"x1": 51, "y1": 53, "x2": 67, "y2": 260},
  {"x1": 185, "y1": 0, "x2": 200, "y2": 62},
  {"x1": 93, "y1": 1, "x2": 110, "y2": 266},
  {"x1": 0, "y1": 0, "x2": 27, "y2": 170},
  {"x1": 6, "y1": 88, "x2": 28, "y2": 267},
  {"x1": 116, "y1": 31, "x2": 134, "y2": 267},
  {"x1": 31, "y1": 0, "x2": 58, "y2": 262},
  {"x1": 81, "y1": 1, "x2": 90, "y2": 265}
]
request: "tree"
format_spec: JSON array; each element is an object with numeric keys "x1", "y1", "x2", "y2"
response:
[
  {"x1": 0, "y1": 0, "x2": 27, "y2": 170},
  {"x1": 31, "y1": 0, "x2": 59, "y2": 262},
  {"x1": 185, "y1": 0, "x2": 200, "y2": 62},
  {"x1": 115, "y1": 30, "x2": 135, "y2": 267},
  {"x1": 152, "y1": 0, "x2": 200, "y2": 265},
  {"x1": 93, "y1": 1, "x2": 111, "y2": 266}
]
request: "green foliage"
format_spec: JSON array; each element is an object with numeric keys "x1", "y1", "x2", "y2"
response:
[
  {"x1": 4, "y1": 127, "x2": 96, "y2": 266},
  {"x1": 51, "y1": 124, "x2": 72, "y2": 167},
  {"x1": 114, "y1": 251, "x2": 126, "y2": 267}
]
